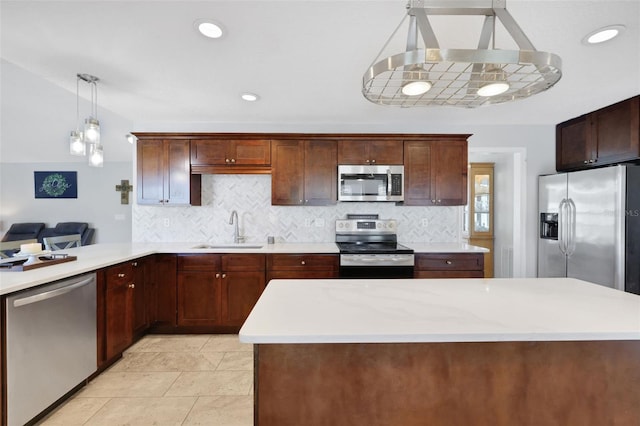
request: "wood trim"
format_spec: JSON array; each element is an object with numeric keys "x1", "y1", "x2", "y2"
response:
[{"x1": 133, "y1": 132, "x2": 472, "y2": 141}]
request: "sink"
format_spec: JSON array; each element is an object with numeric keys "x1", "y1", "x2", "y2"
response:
[{"x1": 191, "y1": 244, "x2": 263, "y2": 249}]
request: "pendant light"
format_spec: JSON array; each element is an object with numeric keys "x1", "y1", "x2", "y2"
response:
[
  {"x1": 68, "y1": 73, "x2": 103, "y2": 167},
  {"x1": 69, "y1": 76, "x2": 85, "y2": 156},
  {"x1": 362, "y1": 0, "x2": 562, "y2": 108}
]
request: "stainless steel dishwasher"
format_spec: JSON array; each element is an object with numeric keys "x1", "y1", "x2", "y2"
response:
[{"x1": 6, "y1": 273, "x2": 97, "y2": 426}]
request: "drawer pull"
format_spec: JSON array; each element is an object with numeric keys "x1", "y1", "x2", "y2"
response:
[
  {"x1": 445, "y1": 260, "x2": 452, "y2": 265},
  {"x1": 118, "y1": 273, "x2": 125, "y2": 278},
  {"x1": 301, "y1": 260, "x2": 306, "y2": 265}
]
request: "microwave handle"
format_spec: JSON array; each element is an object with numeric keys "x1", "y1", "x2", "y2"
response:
[{"x1": 387, "y1": 168, "x2": 392, "y2": 196}]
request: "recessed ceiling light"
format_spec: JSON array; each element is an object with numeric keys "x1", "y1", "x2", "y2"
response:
[
  {"x1": 241, "y1": 93, "x2": 259, "y2": 102},
  {"x1": 583, "y1": 25, "x2": 625, "y2": 45},
  {"x1": 194, "y1": 19, "x2": 224, "y2": 39}
]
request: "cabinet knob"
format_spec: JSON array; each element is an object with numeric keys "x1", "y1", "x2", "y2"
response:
[
  {"x1": 132, "y1": 262, "x2": 138, "y2": 267},
  {"x1": 371, "y1": 159, "x2": 376, "y2": 164},
  {"x1": 222, "y1": 273, "x2": 227, "y2": 278},
  {"x1": 437, "y1": 199, "x2": 442, "y2": 204},
  {"x1": 299, "y1": 200, "x2": 303, "y2": 203},
  {"x1": 365, "y1": 159, "x2": 370, "y2": 163},
  {"x1": 589, "y1": 159, "x2": 595, "y2": 163},
  {"x1": 431, "y1": 199, "x2": 436, "y2": 203},
  {"x1": 216, "y1": 273, "x2": 221, "y2": 278},
  {"x1": 445, "y1": 260, "x2": 452, "y2": 265},
  {"x1": 584, "y1": 160, "x2": 589, "y2": 164},
  {"x1": 225, "y1": 158, "x2": 230, "y2": 163},
  {"x1": 129, "y1": 283, "x2": 135, "y2": 289},
  {"x1": 301, "y1": 260, "x2": 306, "y2": 265},
  {"x1": 118, "y1": 273, "x2": 125, "y2": 278},
  {"x1": 231, "y1": 158, "x2": 236, "y2": 163}
]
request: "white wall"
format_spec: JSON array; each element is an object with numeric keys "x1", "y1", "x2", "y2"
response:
[
  {"x1": 1, "y1": 60, "x2": 557, "y2": 277},
  {"x1": 0, "y1": 60, "x2": 134, "y2": 242}
]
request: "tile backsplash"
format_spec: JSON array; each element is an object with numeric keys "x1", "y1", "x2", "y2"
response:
[{"x1": 132, "y1": 175, "x2": 462, "y2": 244}]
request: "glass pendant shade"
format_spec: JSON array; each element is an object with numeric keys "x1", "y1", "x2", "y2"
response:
[
  {"x1": 69, "y1": 130, "x2": 85, "y2": 156},
  {"x1": 88, "y1": 143, "x2": 104, "y2": 168},
  {"x1": 84, "y1": 117, "x2": 100, "y2": 144}
]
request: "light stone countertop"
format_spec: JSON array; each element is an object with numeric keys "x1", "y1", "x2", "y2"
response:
[
  {"x1": 239, "y1": 278, "x2": 640, "y2": 344},
  {"x1": 0, "y1": 241, "x2": 486, "y2": 296}
]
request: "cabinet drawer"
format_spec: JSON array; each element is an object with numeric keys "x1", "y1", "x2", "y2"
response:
[
  {"x1": 415, "y1": 270, "x2": 484, "y2": 279},
  {"x1": 106, "y1": 262, "x2": 133, "y2": 290},
  {"x1": 415, "y1": 254, "x2": 483, "y2": 271},
  {"x1": 268, "y1": 254, "x2": 338, "y2": 271},
  {"x1": 222, "y1": 254, "x2": 265, "y2": 271},
  {"x1": 178, "y1": 254, "x2": 220, "y2": 271}
]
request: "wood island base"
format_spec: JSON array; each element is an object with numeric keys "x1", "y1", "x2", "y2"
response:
[{"x1": 254, "y1": 341, "x2": 640, "y2": 426}]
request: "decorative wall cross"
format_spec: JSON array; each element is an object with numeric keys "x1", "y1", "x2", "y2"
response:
[{"x1": 116, "y1": 179, "x2": 133, "y2": 204}]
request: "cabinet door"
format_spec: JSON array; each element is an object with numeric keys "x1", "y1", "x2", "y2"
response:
[
  {"x1": 593, "y1": 96, "x2": 640, "y2": 165},
  {"x1": 177, "y1": 271, "x2": 220, "y2": 326},
  {"x1": 190, "y1": 139, "x2": 228, "y2": 165},
  {"x1": 151, "y1": 254, "x2": 177, "y2": 327},
  {"x1": 271, "y1": 140, "x2": 305, "y2": 205},
  {"x1": 556, "y1": 116, "x2": 592, "y2": 171},
  {"x1": 165, "y1": 140, "x2": 192, "y2": 205},
  {"x1": 403, "y1": 141, "x2": 433, "y2": 205},
  {"x1": 105, "y1": 262, "x2": 134, "y2": 360},
  {"x1": 432, "y1": 140, "x2": 468, "y2": 205},
  {"x1": 304, "y1": 140, "x2": 337, "y2": 205},
  {"x1": 131, "y1": 259, "x2": 147, "y2": 336},
  {"x1": 137, "y1": 140, "x2": 165, "y2": 205},
  {"x1": 221, "y1": 271, "x2": 265, "y2": 326},
  {"x1": 232, "y1": 140, "x2": 271, "y2": 165},
  {"x1": 368, "y1": 140, "x2": 404, "y2": 164},
  {"x1": 338, "y1": 140, "x2": 368, "y2": 164}
]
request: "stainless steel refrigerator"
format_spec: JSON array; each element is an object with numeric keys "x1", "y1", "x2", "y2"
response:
[{"x1": 538, "y1": 165, "x2": 640, "y2": 294}]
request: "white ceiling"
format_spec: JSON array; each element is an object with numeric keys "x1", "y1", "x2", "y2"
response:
[{"x1": 1, "y1": 0, "x2": 639, "y2": 128}]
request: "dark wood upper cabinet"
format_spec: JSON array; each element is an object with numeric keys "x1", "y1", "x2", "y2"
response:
[
  {"x1": 190, "y1": 138, "x2": 271, "y2": 174},
  {"x1": 403, "y1": 138, "x2": 468, "y2": 206},
  {"x1": 338, "y1": 139, "x2": 403, "y2": 165},
  {"x1": 272, "y1": 139, "x2": 337, "y2": 206},
  {"x1": 557, "y1": 95, "x2": 640, "y2": 171},
  {"x1": 136, "y1": 139, "x2": 201, "y2": 206}
]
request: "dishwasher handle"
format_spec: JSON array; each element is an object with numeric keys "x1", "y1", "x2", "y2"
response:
[{"x1": 13, "y1": 275, "x2": 95, "y2": 308}]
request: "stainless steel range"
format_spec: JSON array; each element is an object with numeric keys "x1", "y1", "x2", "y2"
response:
[{"x1": 335, "y1": 215, "x2": 414, "y2": 278}]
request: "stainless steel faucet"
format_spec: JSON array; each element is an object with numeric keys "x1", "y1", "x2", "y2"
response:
[{"x1": 229, "y1": 210, "x2": 243, "y2": 243}]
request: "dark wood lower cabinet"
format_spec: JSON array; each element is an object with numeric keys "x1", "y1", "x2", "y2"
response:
[
  {"x1": 177, "y1": 254, "x2": 266, "y2": 330},
  {"x1": 148, "y1": 254, "x2": 178, "y2": 330},
  {"x1": 414, "y1": 253, "x2": 484, "y2": 278},
  {"x1": 104, "y1": 262, "x2": 135, "y2": 362},
  {"x1": 266, "y1": 254, "x2": 338, "y2": 281}
]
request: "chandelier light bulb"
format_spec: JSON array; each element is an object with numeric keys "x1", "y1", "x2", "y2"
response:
[
  {"x1": 84, "y1": 117, "x2": 100, "y2": 144},
  {"x1": 401, "y1": 80, "x2": 432, "y2": 96},
  {"x1": 88, "y1": 144, "x2": 104, "y2": 168},
  {"x1": 478, "y1": 81, "x2": 510, "y2": 97},
  {"x1": 69, "y1": 130, "x2": 85, "y2": 156}
]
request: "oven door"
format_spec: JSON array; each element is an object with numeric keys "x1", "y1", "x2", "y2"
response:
[
  {"x1": 338, "y1": 165, "x2": 404, "y2": 202},
  {"x1": 339, "y1": 254, "x2": 414, "y2": 278}
]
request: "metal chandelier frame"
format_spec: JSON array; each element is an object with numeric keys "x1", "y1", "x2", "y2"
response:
[{"x1": 362, "y1": 0, "x2": 563, "y2": 108}]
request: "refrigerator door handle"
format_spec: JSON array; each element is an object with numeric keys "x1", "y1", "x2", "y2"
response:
[
  {"x1": 558, "y1": 199, "x2": 568, "y2": 255},
  {"x1": 566, "y1": 198, "x2": 577, "y2": 256}
]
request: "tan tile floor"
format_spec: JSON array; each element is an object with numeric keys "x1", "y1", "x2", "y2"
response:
[{"x1": 37, "y1": 335, "x2": 254, "y2": 426}]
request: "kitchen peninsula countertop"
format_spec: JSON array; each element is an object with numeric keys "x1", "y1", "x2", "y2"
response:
[
  {"x1": 240, "y1": 277, "x2": 640, "y2": 343},
  {"x1": 0, "y1": 241, "x2": 487, "y2": 296}
]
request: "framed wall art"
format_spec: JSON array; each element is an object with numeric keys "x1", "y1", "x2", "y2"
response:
[{"x1": 34, "y1": 171, "x2": 78, "y2": 199}]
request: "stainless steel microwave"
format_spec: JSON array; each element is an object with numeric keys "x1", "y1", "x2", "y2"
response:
[{"x1": 338, "y1": 165, "x2": 404, "y2": 202}]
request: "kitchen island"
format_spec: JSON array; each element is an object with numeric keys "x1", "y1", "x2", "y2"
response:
[{"x1": 239, "y1": 278, "x2": 640, "y2": 426}]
